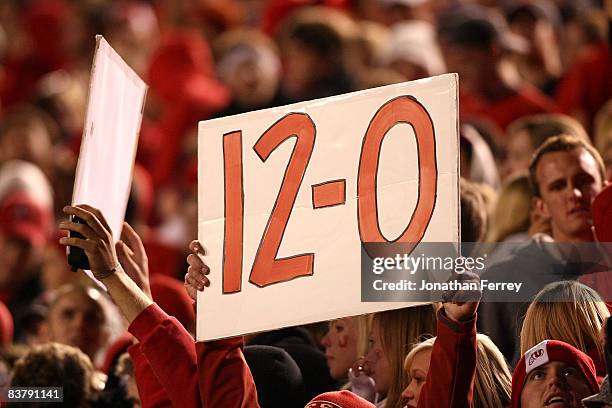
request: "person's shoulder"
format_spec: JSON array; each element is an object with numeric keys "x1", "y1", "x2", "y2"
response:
[
  {"x1": 480, "y1": 236, "x2": 560, "y2": 283},
  {"x1": 485, "y1": 238, "x2": 544, "y2": 268}
]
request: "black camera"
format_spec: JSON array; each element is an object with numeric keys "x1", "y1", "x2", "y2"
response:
[{"x1": 67, "y1": 215, "x2": 90, "y2": 271}]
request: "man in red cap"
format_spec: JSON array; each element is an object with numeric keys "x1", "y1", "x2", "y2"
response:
[{"x1": 511, "y1": 340, "x2": 599, "y2": 408}]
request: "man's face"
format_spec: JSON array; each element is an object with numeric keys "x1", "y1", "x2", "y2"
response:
[
  {"x1": 47, "y1": 291, "x2": 107, "y2": 360},
  {"x1": 520, "y1": 361, "x2": 593, "y2": 408},
  {"x1": 0, "y1": 123, "x2": 50, "y2": 165},
  {"x1": 440, "y1": 42, "x2": 495, "y2": 93},
  {"x1": 534, "y1": 148, "x2": 604, "y2": 242},
  {"x1": 281, "y1": 40, "x2": 319, "y2": 99}
]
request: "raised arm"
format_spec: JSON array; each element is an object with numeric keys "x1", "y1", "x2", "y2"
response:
[
  {"x1": 59, "y1": 205, "x2": 200, "y2": 408},
  {"x1": 417, "y1": 273, "x2": 479, "y2": 408},
  {"x1": 184, "y1": 241, "x2": 259, "y2": 407}
]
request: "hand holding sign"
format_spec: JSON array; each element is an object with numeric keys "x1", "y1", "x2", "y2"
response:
[
  {"x1": 69, "y1": 36, "x2": 147, "y2": 283},
  {"x1": 185, "y1": 240, "x2": 210, "y2": 301}
]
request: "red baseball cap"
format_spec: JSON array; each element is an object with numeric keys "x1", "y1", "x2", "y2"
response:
[
  {"x1": 305, "y1": 391, "x2": 376, "y2": 408},
  {"x1": 0, "y1": 191, "x2": 52, "y2": 248}
]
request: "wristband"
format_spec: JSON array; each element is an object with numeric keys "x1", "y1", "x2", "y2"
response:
[{"x1": 95, "y1": 264, "x2": 120, "y2": 280}]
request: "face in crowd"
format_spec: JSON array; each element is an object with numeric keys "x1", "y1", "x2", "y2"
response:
[
  {"x1": 364, "y1": 319, "x2": 392, "y2": 397},
  {"x1": 401, "y1": 347, "x2": 431, "y2": 408},
  {"x1": 520, "y1": 361, "x2": 593, "y2": 408},
  {"x1": 503, "y1": 128, "x2": 535, "y2": 181},
  {"x1": 45, "y1": 286, "x2": 109, "y2": 361},
  {"x1": 321, "y1": 317, "x2": 360, "y2": 380},
  {"x1": 533, "y1": 147, "x2": 605, "y2": 242}
]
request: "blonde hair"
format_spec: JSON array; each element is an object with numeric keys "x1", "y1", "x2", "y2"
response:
[
  {"x1": 404, "y1": 334, "x2": 511, "y2": 408},
  {"x1": 374, "y1": 304, "x2": 437, "y2": 408},
  {"x1": 473, "y1": 334, "x2": 512, "y2": 408},
  {"x1": 356, "y1": 314, "x2": 373, "y2": 358},
  {"x1": 403, "y1": 336, "x2": 434, "y2": 372},
  {"x1": 486, "y1": 173, "x2": 532, "y2": 243},
  {"x1": 338, "y1": 314, "x2": 373, "y2": 391},
  {"x1": 594, "y1": 100, "x2": 612, "y2": 163},
  {"x1": 520, "y1": 281, "x2": 610, "y2": 360},
  {"x1": 594, "y1": 99, "x2": 612, "y2": 153}
]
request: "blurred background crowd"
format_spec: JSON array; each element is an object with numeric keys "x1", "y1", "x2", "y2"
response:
[{"x1": 0, "y1": 0, "x2": 611, "y2": 406}]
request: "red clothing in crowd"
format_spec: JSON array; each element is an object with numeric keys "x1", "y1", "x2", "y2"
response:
[
  {"x1": 142, "y1": 31, "x2": 230, "y2": 188},
  {"x1": 417, "y1": 309, "x2": 477, "y2": 408},
  {"x1": 127, "y1": 303, "x2": 477, "y2": 408},
  {"x1": 556, "y1": 43, "x2": 612, "y2": 130},
  {"x1": 0, "y1": 0, "x2": 74, "y2": 108},
  {"x1": 260, "y1": 0, "x2": 351, "y2": 35},
  {"x1": 460, "y1": 85, "x2": 558, "y2": 131},
  {"x1": 128, "y1": 303, "x2": 258, "y2": 408}
]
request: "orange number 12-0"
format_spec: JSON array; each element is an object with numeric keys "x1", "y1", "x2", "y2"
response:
[{"x1": 221, "y1": 96, "x2": 437, "y2": 294}]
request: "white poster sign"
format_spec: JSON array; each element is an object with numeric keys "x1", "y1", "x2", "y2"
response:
[
  {"x1": 72, "y1": 36, "x2": 147, "y2": 242},
  {"x1": 197, "y1": 74, "x2": 459, "y2": 341}
]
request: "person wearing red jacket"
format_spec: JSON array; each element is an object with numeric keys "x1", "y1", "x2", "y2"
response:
[{"x1": 60, "y1": 205, "x2": 482, "y2": 408}]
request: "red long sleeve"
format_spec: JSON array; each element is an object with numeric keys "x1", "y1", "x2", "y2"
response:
[
  {"x1": 128, "y1": 344, "x2": 173, "y2": 408},
  {"x1": 196, "y1": 338, "x2": 259, "y2": 408},
  {"x1": 128, "y1": 303, "x2": 259, "y2": 408},
  {"x1": 129, "y1": 303, "x2": 200, "y2": 408},
  {"x1": 418, "y1": 309, "x2": 477, "y2": 408}
]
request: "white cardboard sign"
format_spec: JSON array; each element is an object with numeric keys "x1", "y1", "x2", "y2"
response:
[
  {"x1": 72, "y1": 36, "x2": 147, "y2": 243},
  {"x1": 197, "y1": 74, "x2": 459, "y2": 341}
]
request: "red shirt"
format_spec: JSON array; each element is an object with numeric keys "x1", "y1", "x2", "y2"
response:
[
  {"x1": 460, "y1": 85, "x2": 558, "y2": 131},
  {"x1": 556, "y1": 43, "x2": 612, "y2": 130}
]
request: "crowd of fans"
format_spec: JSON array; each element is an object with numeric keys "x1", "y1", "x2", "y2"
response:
[{"x1": 0, "y1": 0, "x2": 611, "y2": 406}]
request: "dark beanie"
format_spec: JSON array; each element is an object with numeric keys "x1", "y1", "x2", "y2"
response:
[{"x1": 244, "y1": 345, "x2": 306, "y2": 408}]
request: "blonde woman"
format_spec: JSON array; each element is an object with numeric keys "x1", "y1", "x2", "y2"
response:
[
  {"x1": 364, "y1": 304, "x2": 437, "y2": 408},
  {"x1": 402, "y1": 334, "x2": 512, "y2": 408},
  {"x1": 520, "y1": 280, "x2": 610, "y2": 376},
  {"x1": 321, "y1": 314, "x2": 372, "y2": 381},
  {"x1": 486, "y1": 173, "x2": 552, "y2": 244}
]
